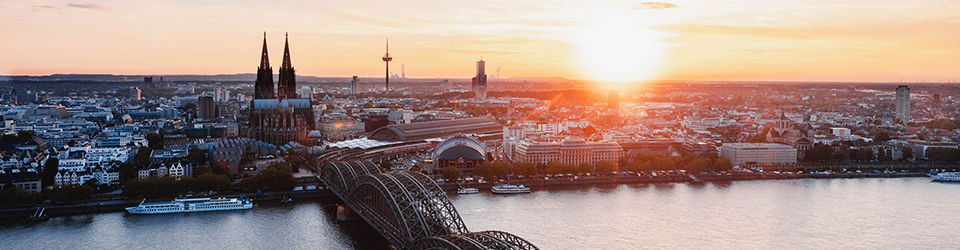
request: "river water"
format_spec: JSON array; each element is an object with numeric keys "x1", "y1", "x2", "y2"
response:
[{"x1": 3, "y1": 177, "x2": 958, "y2": 249}]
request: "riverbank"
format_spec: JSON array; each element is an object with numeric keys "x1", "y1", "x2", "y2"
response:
[
  {"x1": 0, "y1": 189, "x2": 337, "y2": 220},
  {"x1": 440, "y1": 172, "x2": 930, "y2": 191}
]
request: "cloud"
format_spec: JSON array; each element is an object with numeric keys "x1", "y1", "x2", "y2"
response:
[
  {"x1": 67, "y1": 3, "x2": 106, "y2": 10},
  {"x1": 30, "y1": 4, "x2": 58, "y2": 12},
  {"x1": 633, "y1": 2, "x2": 677, "y2": 10}
]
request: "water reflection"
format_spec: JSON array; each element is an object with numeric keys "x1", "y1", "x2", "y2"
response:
[{"x1": 711, "y1": 181, "x2": 733, "y2": 189}]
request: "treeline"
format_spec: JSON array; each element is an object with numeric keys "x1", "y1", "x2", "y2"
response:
[
  {"x1": 909, "y1": 119, "x2": 959, "y2": 130},
  {"x1": 1, "y1": 130, "x2": 35, "y2": 142},
  {"x1": 459, "y1": 153, "x2": 734, "y2": 180},
  {"x1": 804, "y1": 144, "x2": 914, "y2": 163},
  {"x1": 238, "y1": 163, "x2": 296, "y2": 192},
  {"x1": 122, "y1": 166, "x2": 230, "y2": 198},
  {"x1": 925, "y1": 148, "x2": 960, "y2": 163},
  {"x1": 624, "y1": 153, "x2": 733, "y2": 173},
  {"x1": 0, "y1": 182, "x2": 97, "y2": 208}
]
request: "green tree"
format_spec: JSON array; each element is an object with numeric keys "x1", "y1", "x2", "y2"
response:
[
  {"x1": 1, "y1": 184, "x2": 43, "y2": 207},
  {"x1": 545, "y1": 161, "x2": 568, "y2": 175},
  {"x1": 131, "y1": 147, "x2": 152, "y2": 168},
  {"x1": 925, "y1": 148, "x2": 960, "y2": 163},
  {"x1": 363, "y1": 103, "x2": 375, "y2": 109},
  {"x1": 804, "y1": 144, "x2": 835, "y2": 162},
  {"x1": 872, "y1": 128, "x2": 891, "y2": 142},
  {"x1": 627, "y1": 161, "x2": 655, "y2": 173},
  {"x1": 238, "y1": 164, "x2": 295, "y2": 191},
  {"x1": 42, "y1": 158, "x2": 60, "y2": 187},
  {"x1": 901, "y1": 147, "x2": 914, "y2": 160},
  {"x1": 515, "y1": 162, "x2": 538, "y2": 176},
  {"x1": 686, "y1": 158, "x2": 710, "y2": 173},
  {"x1": 17, "y1": 130, "x2": 35, "y2": 141},
  {"x1": 147, "y1": 132, "x2": 164, "y2": 149},
  {"x1": 185, "y1": 147, "x2": 208, "y2": 165},
  {"x1": 941, "y1": 120, "x2": 959, "y2": 130},
  {"x1": 194, "y1": 173, "x2": 232, "y2": 193},
  {"x1": 577, "y1": 162, "x2": 593, "y2": 174},
  {"x1": 441, "y1": 166, "x2": 460, "y2": 181},
  {"x1": 712, "y1": 157, "x2": 734, "y2": 171},
  {"x1": 594, "y1": 161, "x2": 617, "y2": 173},
  {"x1": 853, "y1": 130, "x2": 867, "y2": 137},
  {"x1": 194, "y1": 165, "x2": 212, "y2": 176},
  {"x1": 650, "y1": 157, "x2": 677, "y2": 170}
]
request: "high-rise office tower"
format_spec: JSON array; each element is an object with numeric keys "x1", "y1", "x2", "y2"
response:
[
  {"x1": 131, "y1": 87, "x2": 141, "y2": 101},
  {"x1": 472, "y1": 59, "x2": 487, "y2": 102},
  {"x1": 609, "y1": 90, "x2": 619, "y2": 111},
  {"x1": 198, "y1": 96, "x2": 215, "y2": 119},
  {"x1": 351, "y1": 76, "x2": 359, "y2": 94},
  {"x1": 932, "y1": 94, "x2": 941, "y2": 117},
  {"x1": 895, "y1": 85, "x2": 910, "y2": 122}
]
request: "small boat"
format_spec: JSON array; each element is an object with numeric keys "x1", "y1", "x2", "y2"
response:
[
  {"x1": 457, "y1": 187, "x2": 479, "y2": 194},
  {"x1": 25, "y1": 207, "x2": 49, "y2": 221},
  {"x1": 931, "y1": 172, "x2": 960, "y2": 182},
  {"x1": 126, "y1": 196, "x2": 253, "y2": 215},
  {"x1": 491, "y1": 184, "x2": 530, "y2": 194}
]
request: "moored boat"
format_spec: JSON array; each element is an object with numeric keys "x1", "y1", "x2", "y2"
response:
[
  {"x1": 931, "y1": 172, "x2": 960, "y2": 182},
  {"x1": 457, "y1": 187, "x2": 479, "y2": 194},
  {"x1": 126, "y1": 196, "x2": 253, "y2": 215},
  {"x1": 491, "y1": 184, "x2": 530, "y2": 194}
]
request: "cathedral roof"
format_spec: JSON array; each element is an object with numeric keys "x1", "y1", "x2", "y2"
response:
[{"x1": 252, "y1": 98, "x2": 311, "y2": 110}]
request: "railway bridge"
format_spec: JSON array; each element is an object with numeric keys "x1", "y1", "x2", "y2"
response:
[{"x1": 319, "y1": 161, "x2": 540, "y2": 250}]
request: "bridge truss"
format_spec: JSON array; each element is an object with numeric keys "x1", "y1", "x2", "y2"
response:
[{"x1": 320, "y1": 161, "x2": 540, "y2": 250}]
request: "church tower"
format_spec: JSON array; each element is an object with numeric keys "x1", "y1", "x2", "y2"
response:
[
  {"x1": 277, "y1": 33, "x2": 297, "y2": 99},
  {"x1": 255, "y1": 32, "x2": 275, "y2": 99}
]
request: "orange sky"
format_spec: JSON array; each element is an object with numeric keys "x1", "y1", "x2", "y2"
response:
[{"x1": 1, "y1": 0, "x2": 958, "y2": 83}]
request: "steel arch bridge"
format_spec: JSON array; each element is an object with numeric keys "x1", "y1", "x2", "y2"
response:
[{"x1": 320, "y1": 161, "x2": 540, "y2": 250}]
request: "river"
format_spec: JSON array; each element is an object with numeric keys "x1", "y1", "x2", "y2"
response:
[{"x1": 2, "y1": 177, "x2": 958, "y2": 249}]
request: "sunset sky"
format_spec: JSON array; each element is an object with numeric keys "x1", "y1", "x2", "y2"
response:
[{"x1": 2, "y1": 0, "x2": 958, "y2": 83}]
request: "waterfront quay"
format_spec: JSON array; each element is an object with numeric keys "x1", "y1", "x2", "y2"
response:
[
  {"x1": 440, "y1": 171, "x2": 930, "y2": 191},
  {"x1": 0, "y1": 189, "x2": 336, "y2": 220}
]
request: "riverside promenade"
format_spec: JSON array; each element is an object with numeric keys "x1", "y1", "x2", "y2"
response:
[{"x1": 440, "y1": 172, "x2": 931, "y2": 191}]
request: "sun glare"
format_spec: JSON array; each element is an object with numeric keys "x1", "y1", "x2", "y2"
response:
[{"x1": 576, "y1": 16, "x2": 671, "y2": 88}]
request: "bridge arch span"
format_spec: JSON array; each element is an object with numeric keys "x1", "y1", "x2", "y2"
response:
[
  {"x1": 321, "y1": 161, "x2": 381, "y2": 197},
  {"x1": 408, "y1": 230, "x2": 540, "y2": 250},
  {"x1": 349, "y1": 172, "x2": 469, "y2": 247}
]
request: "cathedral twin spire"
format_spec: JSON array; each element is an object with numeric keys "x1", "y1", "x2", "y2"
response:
[{"x1": 255, "y1": 32, "x2": 297, "y2": 100}]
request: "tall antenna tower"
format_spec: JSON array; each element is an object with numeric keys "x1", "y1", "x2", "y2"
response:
[
  {"x1": 382, "y1": 39, "x2": 392, "y2": 93},
  {"x1": 496, "y1": 64, "x2": 501, "y2": 79},
  {"x1": 402, "y1": 62, "x2": 405, "y2": 79}
]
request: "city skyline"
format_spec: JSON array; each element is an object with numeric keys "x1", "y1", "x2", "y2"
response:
[{"x1": 2, "y1": 0, "x2": 959, "y2": 84}]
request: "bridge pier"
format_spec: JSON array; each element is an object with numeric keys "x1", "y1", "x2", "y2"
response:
[{"x1": 337, "y1": 205, "x2": 361, "y2": 221}]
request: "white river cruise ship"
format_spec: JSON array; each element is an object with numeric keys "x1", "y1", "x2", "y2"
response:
[{"x1": 126, "y1": 197, "x2": 253, "y2": 214}]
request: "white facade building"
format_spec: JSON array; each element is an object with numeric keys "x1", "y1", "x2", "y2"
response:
[{"x1": 720, "y1": 143, "x2": 798, "y2": 166}]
